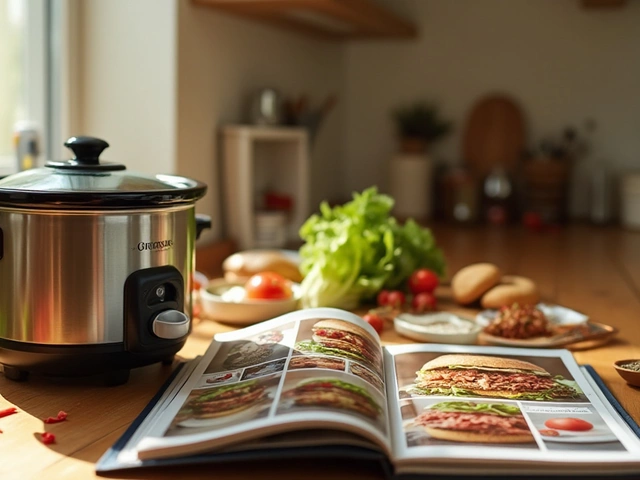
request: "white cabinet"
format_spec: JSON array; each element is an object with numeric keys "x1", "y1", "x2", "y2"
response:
[{"x1": 221, "y1": 125, "x2": 310, "y2": 250}]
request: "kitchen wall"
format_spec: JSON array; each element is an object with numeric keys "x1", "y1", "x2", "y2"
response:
[
  {"x1": 77, "y1": 0, "x2": 344, "y2": 244},
  {"x1": 77, "y1": 0, "x2": 178, "y2": 175},
  {"x1": 345, "y1": 0, "x2": 640, "y2": 218},
  {"x1": 175, "y1": 1, "x2": 345, "y2": 243},
  {"x1": 75, "y1": 0, "x2": 640, "y2": 244}
]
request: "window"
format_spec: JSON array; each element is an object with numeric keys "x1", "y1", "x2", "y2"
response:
[{"x1": 0, "y1": 0, "x2": 47, "y2": 175}]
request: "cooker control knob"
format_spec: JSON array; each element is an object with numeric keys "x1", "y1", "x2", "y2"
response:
[{"x1": 152, "y1": 310, "x2": 190, "y2": 339}]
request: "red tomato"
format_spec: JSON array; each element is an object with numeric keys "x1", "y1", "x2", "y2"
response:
[
  {"x1": 376, "y1": 289, "x2": 390, "y2": 307},
  {"x1": 363, "y1": 313, "x2": 384, "y2": 335},
  {"x1": 412, "y1": 292, "x2": 437, "y2": 313},
  {"x1": 544, "y1": 418, "x2": 593, "y2": 432},
  {"x1": 408, "y1": 269, "x2": 439, "y2": 295},
  {"x1": 244, "y1": 272, "x2": 293, "y2": 300},
  {"x1": 386, "y1": 290, "x2": 406, "y2": 308}
]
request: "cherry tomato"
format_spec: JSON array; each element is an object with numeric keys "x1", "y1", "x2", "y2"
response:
[
  {"x1": 386, "y1": 290, "x2": 406, "y2": 308},
  {"x1": 412, "y1": 292, "x2": 437, "y2": 313},
  {"x1": 408, "y1": 268, "x2": 439, "y2": 295},
  {"x1": 377, "y1": 289, "x2": 390, "y2": 307},
  {"x1": 244, "y1": 272, "x2": 293, "y2": 300},
  {"x1": 363, "y1": 313, "x2": 384, "y2": 335},
  {"x1": 544, "y1": 418, "x2": 593, "y2": 432}
]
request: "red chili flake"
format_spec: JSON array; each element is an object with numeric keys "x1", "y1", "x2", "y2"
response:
[
  {"x1": 41, "y1": 432, "x2": 56, "y2": 445},
  {"x1": 43, "y1": 411, "x2": 68, "y2": 424},
  {"x1": 0, "y1": 407, "x2": 17, "y2": 418}
]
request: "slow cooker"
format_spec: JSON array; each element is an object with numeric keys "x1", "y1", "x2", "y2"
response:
[{"x1": 0, "y1": 136, "x2": 211, "y2": 384}]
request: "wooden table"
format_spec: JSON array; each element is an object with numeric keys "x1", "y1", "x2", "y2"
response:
[{"x1": 2, "y1": 224, "x2": 640, "y2": 479}]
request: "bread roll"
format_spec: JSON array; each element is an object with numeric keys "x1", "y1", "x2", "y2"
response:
[
  {"x1": 223, "y1": 249, "x2": 303, "y2": 283},
  {"x1": 451, "y1": 263, "x2": 502, "y2": 305},
  {"x1": 480, "y1": 275, "x2": 539, "y2": 309}
]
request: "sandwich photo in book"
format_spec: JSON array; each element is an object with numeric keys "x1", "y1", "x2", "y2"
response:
[
  {"x1": 96, "y1": 307, "x2": 640, "y2": 477},
  {"x1": 389, "y1": 350, "x2": 624, "y2": 455}
]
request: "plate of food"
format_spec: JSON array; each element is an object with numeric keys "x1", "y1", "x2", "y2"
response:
[
  {"x1": 537, "y1": 417, "x2": 618, "y2": 443},
  {"x1": 476, "y1": 303, "x2": 588, "y2": 328},
  {"x1": 394, "y1": 312, "x2": 481, "y2": 345},
  {"x1": 539, "y1": 430, "x2": 618, "y2": 443},
  {"x1": 476, "y1": 303, "x2": 616, "y2": 349},
  {"x1": 241, "y1": 358, "x2": 287, "y2": 380},
  {"x1": 222, "y1": 341, "x2": 279, "y2": 369},
  {"x1": 199, "y1": 274, "x2": 301, "y2": 326},
  {"x1": 202, "y1": 370, "x2": 241, "y2": 386}
]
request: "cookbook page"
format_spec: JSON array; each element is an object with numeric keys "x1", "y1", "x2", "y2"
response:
[
  {"x1": 384, "y1": 344, "x2": 640, "y2": 475},
  {"x1": 135, "y1": 308, "x2": 391, "y2": 461}
]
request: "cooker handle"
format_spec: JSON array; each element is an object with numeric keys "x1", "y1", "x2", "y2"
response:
[{"x1": 195, "y1": 214, "x2": 212, "y2": 240}]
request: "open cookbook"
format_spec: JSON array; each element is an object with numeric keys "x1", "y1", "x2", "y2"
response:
[{"x1": 97, "y1": 308, "x2": 640, "y2": 477}]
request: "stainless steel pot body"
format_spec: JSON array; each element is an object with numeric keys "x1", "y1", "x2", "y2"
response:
[{"x1": 0, "y1": 205, "x2": 196, "y2": 345}]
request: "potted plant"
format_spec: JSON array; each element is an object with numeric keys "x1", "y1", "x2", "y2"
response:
[
  {"x1": 392, "y1": 101, "x2": 452, "y2": 154},
  {"x1": 389, "y1": 101, "x2": 452, "y2": 221}
]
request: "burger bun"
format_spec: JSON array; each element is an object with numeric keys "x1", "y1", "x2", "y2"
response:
[
  {"x1": 223, "y1": 249, "x2": 303, "y2": 283},
  {"x1": 420, "y1": 354, "x2": 547, "y2": 375},
  {"x1": 423, "y1": 426, "x2": 534, "y2": 444},
  {"x1": 196, "y1": 403, "x2": 255, "y2": 419}
]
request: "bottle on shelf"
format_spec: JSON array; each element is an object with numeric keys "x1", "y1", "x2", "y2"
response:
[{"x1": 482, "y1": 165, "x2": 514, "y2": 225}]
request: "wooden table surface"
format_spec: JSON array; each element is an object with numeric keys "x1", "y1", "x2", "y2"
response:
[{"x1": 2, "y1": 224, "x2": 640, "y2": 480}]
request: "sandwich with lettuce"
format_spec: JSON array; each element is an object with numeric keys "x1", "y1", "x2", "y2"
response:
[
  {"x1": 413, "y1": 401, "x2": 534, "y2": 444},
  {"x1": 285, "y1": 377, "x2": 382, "y2": 420},
  {"x1": 406, "y1": 354, "x2": 581, "y2": 401}
]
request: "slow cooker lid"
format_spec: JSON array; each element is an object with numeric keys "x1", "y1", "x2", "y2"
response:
[{"x1": 0, "y1": 136, "x2": 207, "y2": 209}]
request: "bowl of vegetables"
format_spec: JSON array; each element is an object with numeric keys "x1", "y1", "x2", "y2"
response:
[{"x1": 200, "y1": 272, "x2": 301, "y2": 325}]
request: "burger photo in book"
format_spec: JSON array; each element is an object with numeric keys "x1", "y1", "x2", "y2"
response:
[
  {"x1": 166, "y1": 374, "x2": 281, "y2": 435},
  {"x1": 349, "y1": 362, "x2": 384, "y2": 393},
  {"x1": 288, "y1": 355, "x2": 346, "y2": 372},
  {"x1": 403, "y1": 398, "x2": 538, "y2": 447},
  {"x1": 293, "y1": 317, "x2": 384, "y2": 378},
  {"x1": 277, "y1": 370, "x2": 387, "y2": 433},
  {"x1": 396, "y1": 353, "x2": 585, "y2": 402}
]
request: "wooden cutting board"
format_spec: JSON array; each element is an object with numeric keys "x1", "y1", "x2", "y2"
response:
[{"x1": 462, "y1": 94, "x2": 526, "y2": 178}]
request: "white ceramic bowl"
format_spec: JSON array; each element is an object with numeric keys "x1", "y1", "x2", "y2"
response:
[
  {"x1": 199, "y1": 279, "x2": 301, "y2": 325},
  {"x1": 394, "y1": 312, "x2": 481, "y2": 345}
]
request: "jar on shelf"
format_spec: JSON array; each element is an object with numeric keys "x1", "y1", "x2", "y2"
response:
[{"x1": 254, "y1": 210, "x2": 288, "y2": 248}]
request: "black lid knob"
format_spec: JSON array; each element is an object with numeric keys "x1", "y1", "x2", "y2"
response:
[
  {"x1": 64, "y1": 136, "x2": 109, "y2": 165},
  {"x1": 46, "y1": 136, "x2": 125, "y2": 171}
]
